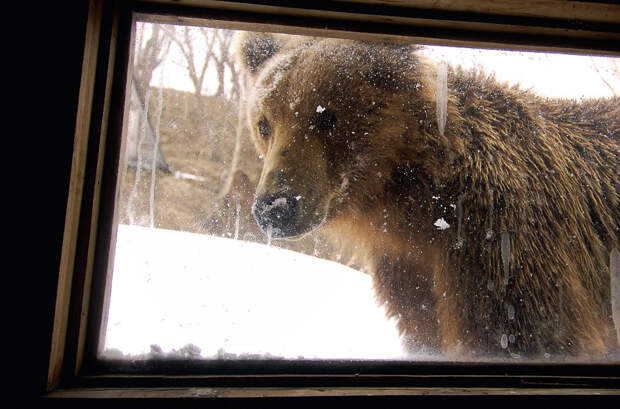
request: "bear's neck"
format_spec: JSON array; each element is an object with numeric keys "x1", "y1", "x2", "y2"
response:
[{"x1": 324, "y1": 164, "x2": 457, "y2": 267}]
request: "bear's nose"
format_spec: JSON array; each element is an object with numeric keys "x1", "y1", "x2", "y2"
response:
[{"x1": 252, "y1": 192, "x2": 299, "y2": 238}]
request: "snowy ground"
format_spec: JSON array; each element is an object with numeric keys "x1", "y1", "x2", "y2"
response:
[{"x1": 104, "y1": 224, "x2": 405, "y2": 359}]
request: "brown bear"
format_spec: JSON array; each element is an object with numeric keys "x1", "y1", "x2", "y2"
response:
[{"x1": 235, "y1": 32, "x2": 619, "y2": 359}]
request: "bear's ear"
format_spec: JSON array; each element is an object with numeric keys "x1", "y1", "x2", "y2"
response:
[{"x1": 235, "y1": 32, "x2": 284, "y2": 75}]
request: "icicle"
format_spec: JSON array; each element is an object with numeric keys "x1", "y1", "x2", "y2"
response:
[
  {"x1": 610, "y1": 248, "x2": 620, "y2": 344},
  {"x1": 501, "y1": 231, "x2": 511, "y2": 281},
  {"x1": 436, "y1": 62, "x2": 448, "y2": 136}
]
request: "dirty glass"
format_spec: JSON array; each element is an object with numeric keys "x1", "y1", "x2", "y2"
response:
[{"x1": 101, "y1": 18, "x2": 620, "y2": 363}]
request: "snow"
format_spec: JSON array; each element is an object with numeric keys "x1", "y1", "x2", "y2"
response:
[
  {"x1": 434, "y1": 218, "x2": 450, "y2": 230},
  {"x1": 256, "y1": 197, "x2": 288, "y2": 216},
  {"x1": 173, "y1": 170, "x2": 207, "y2": 182},
  {"x1": 104, "y1": 224, "x2": 404, "y2": 359},
  {"x1": 316, "y1": 105, "x2": 326, "y2": 113},
  {"x1": 249, "y1": 51, "x2": 296, "y2": 111},
  {"x1": 271, "y1": 197, "x2": 287, "y2": 207}
]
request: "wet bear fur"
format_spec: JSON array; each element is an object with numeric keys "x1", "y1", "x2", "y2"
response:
[{"x1": 235, "y1": 32, "x2": 620, "y2": 358}]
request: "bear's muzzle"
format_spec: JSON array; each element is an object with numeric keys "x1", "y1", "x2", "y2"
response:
[{"x1": 252, "y1": 192, "x2": 301, "y2": 238}]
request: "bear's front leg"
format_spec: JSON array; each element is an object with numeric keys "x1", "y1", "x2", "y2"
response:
[{"x1": 371, "y1": 253, "x2": 439, "y2": 356}]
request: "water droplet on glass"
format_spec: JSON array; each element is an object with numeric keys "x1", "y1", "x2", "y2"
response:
[
  {"x1": 500, "y1": 334, "x2": 508, "y2": 349},
  {"x1": 610, "y1": 248, "x2": 620, "y2": 342},
  {"x1": 506, "y1": 303, "x2": 515, "y2": 320}
]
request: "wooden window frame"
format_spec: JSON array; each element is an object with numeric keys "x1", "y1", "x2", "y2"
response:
[{"x1": 44, "y1": 0, "x2": 620, "y2": 403}]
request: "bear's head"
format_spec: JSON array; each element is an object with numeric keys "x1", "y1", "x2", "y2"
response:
[{"x1": 236, "y1": 32, "x2": 431, "y2": 239}]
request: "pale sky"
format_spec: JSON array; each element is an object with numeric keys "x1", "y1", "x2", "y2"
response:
[{"x1": 146, "y1": 23, "x2": 619, "y2": 99}]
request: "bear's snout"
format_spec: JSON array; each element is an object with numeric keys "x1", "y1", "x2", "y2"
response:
[{"x1": 252, "y1": 192, "x2": 300, "y2": 238}]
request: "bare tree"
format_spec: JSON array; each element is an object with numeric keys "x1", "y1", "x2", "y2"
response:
[
  {"x1": 160, "y1": 25, "x2": 247, "y2": 197},
  {"x1": 162, "y1": 25, "x2": 215, "y2": 97},
  {"x1": 124, "y1": 23, "x2": 173, "y2": 226},
  {"x1": 163, "y1": 26, "x2": 242, "y2": 101},
  {"x1": 210, "y1": 29, "x2": 241, "y2": 100},
  {"x1": 590, "y1": 57, "x2": 619, "y2": 96},
  {"x1": 128, "y1": 22, "x2": 171, "y2": 174},
  {"x1": 134, "y1": 23, "x2": 172, "y2": 97}
]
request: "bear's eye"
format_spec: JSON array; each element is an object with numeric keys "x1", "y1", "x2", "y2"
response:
[
  {"x1": 258, "y1": 117, "x2": 271, "y2": 139},
  {"x1": 314, "y1": 109, "x2": 337, "y2": 131}
]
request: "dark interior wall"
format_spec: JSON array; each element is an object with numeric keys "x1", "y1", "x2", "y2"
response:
[{"x1": 26, "y1": 1, "x2": 90, "y2": 398}]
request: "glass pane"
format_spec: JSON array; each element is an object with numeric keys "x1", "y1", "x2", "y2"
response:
[{"x1": 101, "y1": 17, "x2": 620, "y2": 362}]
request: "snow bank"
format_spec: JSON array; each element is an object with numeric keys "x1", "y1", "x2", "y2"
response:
[{"x1": 104, "y1": 224, "x2": 404, "y2": 359}]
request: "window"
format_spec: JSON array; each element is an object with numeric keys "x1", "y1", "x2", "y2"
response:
[
  {"x1": 46, "y1": 0, "x2": 620, "y2": 402},
  {"x1": 104, "y1": 18, "x2": 620, "y2": 363}
]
